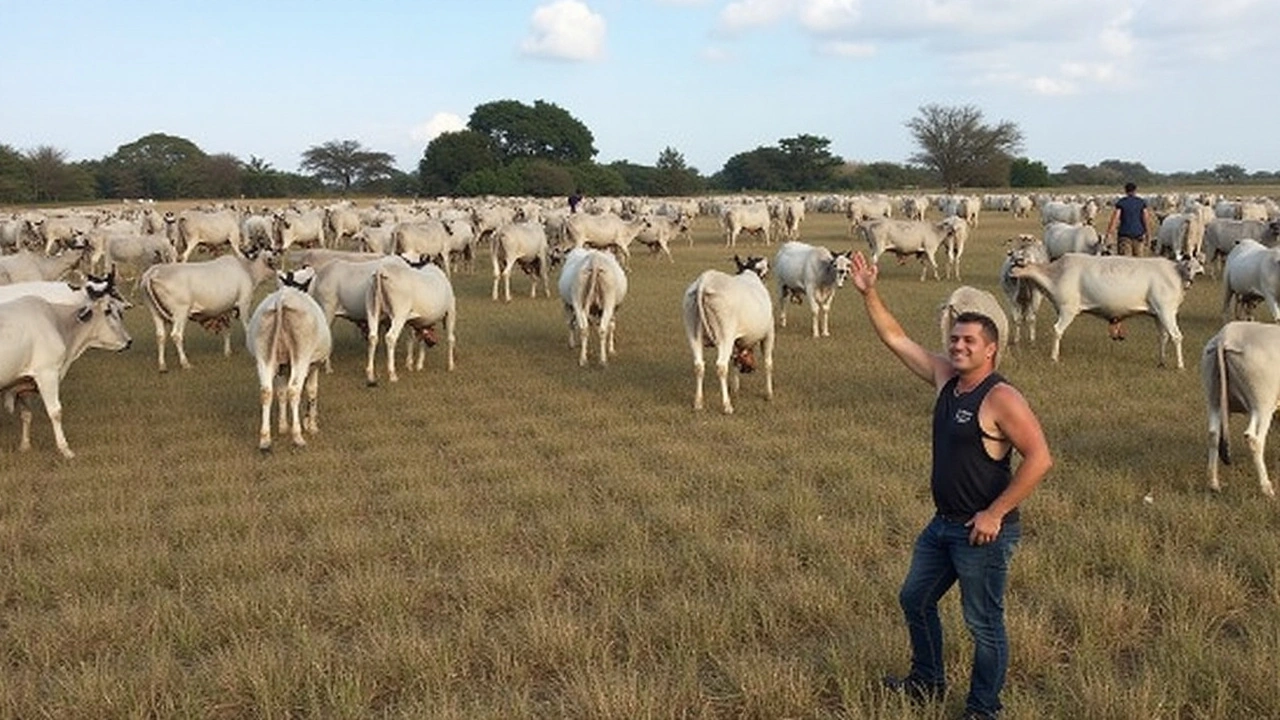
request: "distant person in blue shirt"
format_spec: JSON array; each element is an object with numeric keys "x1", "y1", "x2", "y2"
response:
[
  {"x1": 1105, "y1": 182, "x2": 1154, "y2": 257},
  {"x1": 568, "y1": 190, "x2": 584, "y2": 214}
]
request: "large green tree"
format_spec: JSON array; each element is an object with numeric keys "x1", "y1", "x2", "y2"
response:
[
  {"x1": 0, "y1": 144, "x2": 32, "y2": 203},
  {"x1": 301, "y1": 139, "x2": 397, "y2": 193},
  {"x1": 418, "y1": 130, "x2": 498, "y2": 195},
  {"x1": 99, "y1": 132, "x2": 208, "y2": 199},
  {"x1": 906, "y1": 104, "x2": 1023, "y2": 193},
  {"x1": 715, "y1": 147, "x2": 788, "y2": 191},
  {"x1": 777, "y1": 134, "x2": 842, "y2": 189},
  {"x1": 653, "y1": 146, "x2": 704, "y2": 196},
  {"x1": 468, "y1": 99, "x2": 596, "y2": 165},
  {"x1": 1009, "y1": 157, "x2": 1051, "y2": 188}
]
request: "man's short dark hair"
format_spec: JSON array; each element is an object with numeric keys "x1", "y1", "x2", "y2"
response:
[
  {"x1": 1124, "y1": 182, "x2": 1137, "y2": 193},
  {"x1": 953, "y1": 311, "x2": 999, "y2": 345}
]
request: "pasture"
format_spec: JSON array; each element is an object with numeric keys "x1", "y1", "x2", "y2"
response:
[{"x1": 1, "y1": 201, "x2": 1278, "y2": 719}]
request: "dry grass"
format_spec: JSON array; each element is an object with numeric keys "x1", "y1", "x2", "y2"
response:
[{"x1": 0, "y1": 199, "x2": 1278, "y2": 719}]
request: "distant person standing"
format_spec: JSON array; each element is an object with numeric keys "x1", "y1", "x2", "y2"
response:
[
  {"x1": 568, "y1": 190, "x2": 584, "y2": 214},
  {"x1": 1105, "y1": 182, "x2": 1153, "y2": 257}
]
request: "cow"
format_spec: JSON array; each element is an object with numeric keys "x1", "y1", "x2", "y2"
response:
[
  {"x1": 940, "y1": 216, "x2": 970, "y2": 281},
  {"x1": 777, "y1": 198, "x2": 806, "y2": 241},
  {"x1": 772, "y1": 241, "x2": 853, "y2": 338},
  {"x1": 1010, "y1": 195, "x2": 1034, "y2": 219},
  {"x1": 0, "y1": 289, "x2": 132, "y2": 458},
  {"x1": 102, "y1": 233, "x2": 178, "y2": 284},
  {"x1": 0, "y1": 241, "x2": 92, "y2": 284},
  {"x1": 682, "y1": 255, "x2": 775, "y2": 414},
  {"x1": 633, "y1": 214, "x2": 687, "y2": 262},
  {"x1": 323, "y1": 203, "x2": 363, "y2": 248},
  {"x1": 365, "y1": 258, "x2": 457, "y2": 385},
  {"x1": 1008, "y1": 253, "x2": 1202, "y2": 368},
  {"x1": 1203, "y1": 219, "x2": 1280, "y2": 278},
  {"x1": 1202, "y1": 321, "x2": 1280, "y2": 497},
  {"x1": 139, "y1": 249, "x2": 277, "y2": 371},
  {"x1": 29, "y1": 213, "x2": 95, "y2": 255},
  {"x1": 240, "y1": 208, "x2": 275, "y2": 250},
  {"x1": 564, "y1": 213, "x2": 650, "y2": 267},
  {"x1": 272, "y1": 208, "x2": 327, "y2": 253},
  {"x1": 1039, "y1": 201, "x2": 1087, "y2": 226},
  {"x1": 246, "y1": 269, "x2": 333, "y2": 450},
  {"x1": 393, "y1": 219, "x2": 455, "y2": 276},
  {"x1": 1221, "y1": 239, "x2": 1280, "y2": 322},
  {"x1": 1154, "y1": 213, "x2": 1206, "y2": 261},
  {"x1": 722, "y1": 203, "x2": 773, "y2": 247},
  {"x1": 999, "y1": 236, "x2": 1050, "y2": 345},
  {"x1": 855, "y1": 218, "x2": 957, "y2": 281},
  {"x1": 557, "y1": 247, "x2": 628, "y2": 367},
  {"x1": 901, "y1": 196, "x2": 928, "y2": 221},
  {"x1": 491, "y1": 221, "x2": 554, "y2": 302},
  {"x1": 167, "y1": 209, "x2": 245, "y2": 262},
  {"x1": 937, "y1": 286, "x2": 1010, "y2": 366},
  {"x1": 307, "y1": 254, "x2": 409, "y2": 373},
  {"x1": 1043, "y1": 221, "x2": 1107, "y2": 260},
  {"x1": 284, "y1": 248, "x2": 384, "y2": 270}
]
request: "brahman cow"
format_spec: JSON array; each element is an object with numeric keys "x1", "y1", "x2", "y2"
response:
[
  {"x1": 682, "y1": 255, "x2": 775, "y2": 413},
  {"x1": 557, "y1": 247, "x2": 628, "y2": 367},
  {"x1": 365, "y1": 257, "x2": 457, "y2": 384},
  {"x1": 772, "y1": 241, "x2": 852, "y2": 338},
  {"x1": 1202, "y1": 321, "x2": 1280, "y2": 497}
]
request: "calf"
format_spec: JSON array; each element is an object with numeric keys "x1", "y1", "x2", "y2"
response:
[
  {"x1": 772, "y1": 241, "x2": 852, "y2": 338},
  {"x1": 558, "y1": 248, "x2": 629, "y2": 367},
  {"x1": 682, "y1": 256, "x2": 775, "y2": 413}
]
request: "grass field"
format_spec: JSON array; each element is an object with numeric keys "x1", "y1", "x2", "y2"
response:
[{"x1": 1, "y1": 201, "x2": 1278, "y2": 719}]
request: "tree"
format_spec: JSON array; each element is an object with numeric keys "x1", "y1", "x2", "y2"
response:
[
  {"x1": 0, "y1": 144, "x2": 32, "y2": 203},
  {"x1": 300, "y1": 139, "x2": 397, "y2": 193},
  {"x1": 418, "y1": 130, "x2": 498, "y2": 195},
  {"x1": 242, "y1": 156, "x2": 287, "y2": 198},
  {"x1": 777, "y1": 134, "x2": 842, "y2": 189},
  {"x1": 1214, "y1": 163, "x2": 1248, "y2": 184},
  {"x1": 468, "y1": 99, "x2": 596, "y2": 165},
  {"x1": 906, "y1": 104, "x2": 1023, "y2": 193},
  {"x1": 653, "y1": 147, "x2": 703, "y2": 196},
  {"x1": 714, "y1": 147, "x2": 788, "y2": 191},
  {"x1": 100, "y1": 133, "x2": 208, "y2": 199},
  {"x1": 1009, "y1": 157, "x2": 1051, "y2": 188}
]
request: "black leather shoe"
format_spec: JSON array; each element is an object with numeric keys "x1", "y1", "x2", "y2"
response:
[{"x1": 882, "y1": 674, "x2": 945, "y2": 703}]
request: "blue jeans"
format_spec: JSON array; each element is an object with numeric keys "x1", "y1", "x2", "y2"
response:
[{"x1": 898, "y1": 515, "x2": 1021, "y2": 716}]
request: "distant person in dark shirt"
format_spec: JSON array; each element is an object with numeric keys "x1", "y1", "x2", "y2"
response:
[
  {"x1": 568, "y1": 190, "x2": 584, "y2": 214},
  {"x1": 1106, "y1": 182, "x2": 1154, "y2": 258}
]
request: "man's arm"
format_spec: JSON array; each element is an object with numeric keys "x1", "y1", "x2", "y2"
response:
[
  {"x1": 967, "y1": 384, "x2": 1053, "y2": 543},
  {"x1": 850, "y1": 251, "x2": 951, "y2": 388}
]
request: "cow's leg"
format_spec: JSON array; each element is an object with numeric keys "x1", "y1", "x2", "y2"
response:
[
  {"x1": 1244, "y1": 409, "x2": 1277, "y2": 497},
  {"x1": 303, "y1": 364, "x2": 321, "y2": 435},
  {"x1": 761, "y1": 333, "x2": 775, "y2": 402},
  {"x1": 491, "y1": 255, "x2": 503, "y2": 301},
  {"x1": 778, "y1": 288, "x2": 789, "y2": 328},
  {"x1": 1050, "y1": 311, "x2": 1077, "y2": 362},
  {"x1": 256, "y1": 366, "x2": 276, "y2": 450},
  {"x1": 171, "y1": 316, "x2": 193, "y2": 369},
  {"x1": 31, "y1": 373, "x2": 71, "y2": 459},
  {"x1": 716, "y1": 341, "x2": 735, "y2": 415},
  {"x1": 810, "y1": 295, "x2": 822, "y2": 338},
  {"x1": 564, "y1": 305, "x2": 578, "y2": 349},
  {"x1": 383, "y1": 317, "x2": 406, "y2": 383},
  {"x1": 150, "y1": 313, "x2": 170, "y2": 372},
  {"x1": 365, "y1": 320, "x2": 381, "y2": 387},
  {"x1": 819, "y1": 296, "x2": 833, "y2": 337},
  {"x1": 597, "y1": 308, "x2": 613, "y2": 366},
  {"x1": 690, "y1": 339, "x2": 706, "y2": 411},
  {"x1": 1156, "y1": 312, "x2": 1184, "y2": 369},
  {"x1": 1207, "y1": 410, "x2": 1224, "y2": 493},
  {"x1": 286, "y1": 366, "x2": 307, "y2": 446}
]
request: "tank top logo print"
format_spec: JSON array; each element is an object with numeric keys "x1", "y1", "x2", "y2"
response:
[{"x1": 955, "y1": 409, "x2": 973, "y2": 423}]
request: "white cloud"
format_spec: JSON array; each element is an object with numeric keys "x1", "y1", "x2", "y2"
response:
[
  {"x1": 521, "y1": 0, "x2": 607, "y2": 61},
  {"x1": 720, "y1": 0, "x2": 790, "y2": 32},
  {"x1": 819, "y1": 41, "x2": 875, "y2": 58},
  {"x1": 799, "y1": 0, "x2": 861, "y2": 31},
  {"x1": 1028, "y1": 76, "x2": 1076, "y2": 97},
  {"x1": 701, "y1": 45, "x2": 733, "y2": 62},
  {"x1": 411, "y1": 112, "x2": 467, "y2": 144}
]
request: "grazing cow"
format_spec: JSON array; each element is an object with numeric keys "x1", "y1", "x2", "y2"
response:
[
  {"x1": 246, "y1": 270, "x2": 333, "y2": 450},
  {"x1": 1203, "y1": 219, "x2": 1280, "y2": 277},
  {"x1": 634, "y1": 214, "x2": 687, "y2": 261},
  {"x1": 1039, "y1": 201, "x2": 1086, "y2": 226},
  {"x1": 365, "y1": 258, "x2": 457, "y2": 384},
  {"x1": 999, "y1": 236, "x2": 1050, "y2": 345},
  {"x1": 307, "y1": 255, "x2": 408, "y2": 373},
  {"x1": 103, "y1": 233, "x2": 177, "y2": 283},
  {"x1": 1154, "y1": 213, "x2": 1206, "y2": 261},
  {"x1": 30, "y1": 214, "x2": 95, "y2": 255},
  {"x1": 557, "y1": 247, "x2": 628, "y2": 367},
  {"x1": 0, "y1": 290, "x2": 132, "y2": 458},
  {"x1": 491, "y1": 221, "x2": 554, "y2": 302},
  {"x1": 772, "y1": 241, "x2": 853, "y2": 338},
  {"x1": 1221, "y1": 239, "x2": 1280, "y2": 322},
  {"x1": 167, "y1": 209, "x2": 245, "y2": 262},
  {"x1": 722, "y1": 203, "x2": 773, "y2": 247},
  {"x1": 139, "y1": 249, "x2": 277, "y2": 371},
  {"x1": 393, "y1": 219, "x2": 456, "y2": 275},
  {"x1": 855, "y1": 218, "x2": 957, "y2": 281},
  {"x1": 564, "y1": 213, "x2": 650, "y2": 267},
  {"x1": 272, "y1": 208, "x2": 327, "y2": 253},
  {"x1": 682, "y1": 255, "x2": 775, "y2": 413},
  {"x1": 240, "y1": 209, "x2": 275, "y2": 250},
  {"x1": 0, "y1": 242, "x2": 92, "y2": 284},
  {"x1": 1202, "y1": 321, "x2": 1280, "y2": 497},
  {"x1": 324, "y1": 203, "x2": 363, "y2": 247},
  {"x1": 1008, "y1": 253, "x2": 1202, "y2": 368},
  {"x1": 937, "y1": 286, "x2": 1009, "y2": 366},
  {"x1": 1043, "y1": 221, "x2": 1107, "y2": 260}
]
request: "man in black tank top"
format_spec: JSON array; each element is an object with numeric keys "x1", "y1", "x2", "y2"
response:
[{"x1": 850, "y1": 252, "x2": 1053, "y2": 719}]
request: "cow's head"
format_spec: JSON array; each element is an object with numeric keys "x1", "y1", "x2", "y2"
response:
[
  {"x1": 1177, "y1": 256, "x2": 1205, "y2": 288},
  {"x1": 831, "y1": 250, "x2": 854, "y2": 287},
  {"x1": 278, "y1": 266, "x2": 316, "y2": 293},
  {"x1": 733, "y1": 254, "x2": 768, "y2": 279}
]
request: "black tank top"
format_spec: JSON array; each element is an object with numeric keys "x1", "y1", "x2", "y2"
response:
[{"x1": 931, "y1": 373, "x2": 1017, "y2": 524}]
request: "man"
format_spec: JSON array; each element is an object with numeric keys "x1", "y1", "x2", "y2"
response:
[
  {"x1": 1103, "y1": 182, "x2": 1156, "y2": 339},
  {"x1": 850, "y1": 251, "x2": 1053, "y2": 720}
]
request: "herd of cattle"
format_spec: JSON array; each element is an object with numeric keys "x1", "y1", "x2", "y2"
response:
[{"x1": 3, "y1": 190, "x2": 1280, "y2": 496}]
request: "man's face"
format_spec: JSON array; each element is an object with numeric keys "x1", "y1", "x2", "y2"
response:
[{"x1": 948, "y1": 321, "x2": 996, "y2": 371}]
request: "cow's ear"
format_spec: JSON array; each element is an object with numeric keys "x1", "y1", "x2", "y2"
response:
[{"x1": 76, "y1": 306, "x2": 93, "y2": 323}]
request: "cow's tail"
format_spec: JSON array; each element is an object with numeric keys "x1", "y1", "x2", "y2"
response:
[
  {"x1": 265, "y1": 293, "x2": 286, "y2": 377},
  {"x1": 371, "y1": 267, "x2": 388, "y2": 339},
  {"x1": 1217, "y1": 335, "x2": 1231, "y2": 465},
  {"x1": 579, "y1": 259, "x2": 602, "y2": 317},
  {"x1": 140, "y1": 270, "x2": 173, "y2": 324},
  {"x1": 695, "y1": 278, "x2": 720, "y2": 347}
]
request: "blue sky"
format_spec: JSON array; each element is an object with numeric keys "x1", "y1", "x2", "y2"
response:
[{"x1": 3, "y1": 0, "x2": 1278, "y2": 177}]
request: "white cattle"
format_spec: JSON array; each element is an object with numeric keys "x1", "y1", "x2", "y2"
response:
[
  {"x1": 1153, "y1": 213, "x2": 1206, "y2": 261},
  {"x1": 1008, "y1": 253, "x2": 1202, "y2": 368},
  {"x1": 246, "y1": 270, "x2": 333, "y2": 450},
  {"x1": 1203, "y1": 219, "x2": 1280, "y2": 277},
  {"x1": 1010, "y1": 195, "x2": 1034, "y2": 219},
  {"x1": 855, "y1": 218, "x2": 957, "y2": 281},
  {"x1": 901, "y1": 196, "x2": 927, "y2": 221},
  {"x1": 354, "y1": 223, "x2": 396, "y2": 256},
  {"x1": 0, "y1": 243, "x2": 91, "y2": 284},
  {"x1": 167, "y1": 210, "x2": 245, "y2": 262},
  {"x1": 999, "y1": 236, "x2": 1050, "y2": 345},
  {"x1": 365, "y1": 258, "x2": 457, "y2": 384},
  {"x1": 1043, "y1": 221, "x2": 1106, "y2": 260},
  {"x1": 491, "y1": 221, "x2": 554, "y2": 302},
  {"x1": 722, "y1": 204, "x2": 773, "y2": 247},
  {"x1": 284, "y1": 248, "x2": 383, "y2": 270},
  {"x1": 940, "y1": 216, "x2": 970, "y2": 281},
  {"x1": 1202, "y1": 321, "x2": 1280, "y2": 496},
  {"x1": 0, "y1": 290, "x2": 132, "y2": 458},
  {"x1": 272, "y1": 208, "x2": 327, "y2": 253},
  {"x1": 324, "y1": 204, "x2": 363, "y2": 247},
  {"x1": 777, "y1": 199, "x2": 806, "y2": 241},
  {"x1": 846, "y1": 196, "x2": 894, "y2": 225},
  {"x1": 240, "y1": 210, "x2": 275, "y2": 250},
  {"x1": 1221, "y1": 239, "x2": 1280, "y2": 321},
  {"x1": 557, "y1": 247, "x2": 629, "y2": 367},
  {"x1": 103, "y1": 233, "x2": 177, "y2": 282},
  {"x1": 393, "y1": 220, "x2": 455, "y2": 276},
  {"x1": 772, "y1": 241, "x2": 852, "y2": 338},
  {"x1": 471, "y1": 204, "x2": 518, "y2": 246},
  {"x1": 0, "y1": 271, "x2": 125, "y2": 309},
  {"x1": 564, "y1": 213, "x2": 650, "y2": 267},
  {"x1": 31, "y1": 214, "x2": 96, "y2": 255},
  {"x1": 307, "y1": 255, "x2": 404, "y2": 373},
  {"x1": 682, "y1": 256, "x2": 775, "y2": 413},
  {"x1": 139, "y1": 249, "x2": 276, "y2": 371},
  {"x1": 633, "y1": 214, "x2": 687, "y2": 262},
  {"x1": 1039, "y1": 201, "x2": 1086, "y2": 226},
  {"x1": 957, "y1": 195, "x2": 981, "y2": 227},
  {"x1": 937, "y1": 286, "x2": 1010, "y2": 367}
]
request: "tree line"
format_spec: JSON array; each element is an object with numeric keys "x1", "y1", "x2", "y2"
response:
[{"x1": 2, "y1": 100, "x2": 1276, "y2": 205}]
